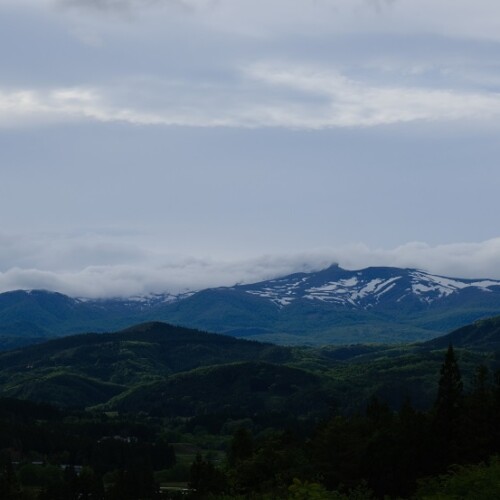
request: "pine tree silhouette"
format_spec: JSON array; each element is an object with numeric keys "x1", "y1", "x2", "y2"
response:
[{"x1": 433, "y1": 343, "x2": 463, "y2": 467}]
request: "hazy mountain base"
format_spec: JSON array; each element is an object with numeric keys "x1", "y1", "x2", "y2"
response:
[{"x1": 148, "y1": 289, "x2": 500, "y2": 345}]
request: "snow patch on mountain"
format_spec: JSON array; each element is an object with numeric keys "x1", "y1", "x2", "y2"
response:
[
  {"x1": 305, "y1": 276, "x2": 403, "y2": 306},
  {"x1": 408, "y1": 271, "x2": 500, "y2": 303},
  {"x1": 240, "y1": 268, "x2": 500, "y2": 309},
  {"x1": 246, "y1": 277, "x2": 305, "y2": 307}
]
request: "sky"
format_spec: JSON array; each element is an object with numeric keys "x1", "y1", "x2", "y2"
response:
[{"x1": 1, "y1": 0, "x2": 500, "y2": 297}]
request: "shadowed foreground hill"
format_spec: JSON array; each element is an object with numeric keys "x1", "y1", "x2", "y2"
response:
[
  {"x1": 1, "y1": 319, "x2": 500, "y2": 414},
  {"x1": 0, "y1": 322, "x2": 313, "y2": 410},
  {"x1": 1, "y1": 327, "x2": 500, "y2": 498},
  {"x1": 0, "y1": 322, "x2": 293, "y2": 383},
  {"x1": 105, "y1": 361, "x2": 331, "y2": 417},
  {"x1": 423, "y1": 315, "x2": 500, "y2": 350}
]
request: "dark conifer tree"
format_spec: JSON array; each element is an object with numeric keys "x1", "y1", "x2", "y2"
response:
[
  {"x1": 432, "y1": 343, "x2": 463, "y2": 467},
  {"x1": 466, "y1": 364, "x2": 494, "y2": 461},
  {"x1": 228, "y1": 428, "x2": 253, "y2": 466},
  {"x1": 392, "y1": 398, "x2": 431, "y2": 495},
  {"x1": 491, "y1": 368, "x2": 500, "y2": 451},
  {"x1": 473, "y1": 364, "x2": 490, "y2": 395},
  {"x1": 435, "y1": 343, "x2": 463, "y2": 419}
]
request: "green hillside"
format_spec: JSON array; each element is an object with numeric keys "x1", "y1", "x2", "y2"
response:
[
  {"x1": 105, "y1": 361, "x2": 331, "y2": 417},
  {"x1": 0, "y1": 320, "x2": 497, "y2": 415},
  {"x1": 0, "y1": 322, "x2": 306, "y2": 409},
  {"x1": 424, "y1": 315, "x2": 500, "y2": 350},
  {"x1": 0, "y1": 322, "x2": 293, "y2": 377},
  {"x1": 1, "y1": 319, "x2": 500, "y2": 499}
]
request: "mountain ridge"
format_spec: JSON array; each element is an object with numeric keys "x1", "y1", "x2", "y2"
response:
[
  {"x1": 227, "y1": 264, "x2": 500, "y2": 308},
  {"x1": 2, "y1": 265, "x2": 500, "y2": 346}
]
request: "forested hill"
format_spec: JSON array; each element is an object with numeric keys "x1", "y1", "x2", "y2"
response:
[
  {"x1": 0, "y1": 323, "x2": 320, "y2": 412},
  {"x1": 0, "y1": 319, "x2": 500, "y2": 414},
  {"x1": 423, "y1": 315, "x2": 500, "y2": 350},
  {"x1": 1, "y1": 322, "x2": 500, "y2": 497},
  {"x1": 0, "y1": 322, "x2": 294, "y2": 380}
]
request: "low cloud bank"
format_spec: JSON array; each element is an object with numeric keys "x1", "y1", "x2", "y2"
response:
[{"x1": 1, "y1": 233, "x2": 500, "y2": 298}]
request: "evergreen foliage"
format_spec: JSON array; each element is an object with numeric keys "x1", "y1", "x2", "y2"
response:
[{"x1": 2, "y1": 320, "x2": 500, "y2": 498}]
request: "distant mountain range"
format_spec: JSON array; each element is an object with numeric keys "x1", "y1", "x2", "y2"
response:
[{"x1": 2, "y1": 264, "x2": 500, "y2": 347}]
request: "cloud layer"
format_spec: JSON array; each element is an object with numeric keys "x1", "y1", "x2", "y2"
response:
[
  {"x1": 1, "y1": 0, "x2": 500, "y2": 294},
  {"x1": 3, "y1": 0, "x2": 500, "y2": 130},
  {"x1": 2, "y1": 233, "x2": 500, "y2": 298},
  {"x1": 2, "y1": 65, "x2": 500, "y2": 130}
]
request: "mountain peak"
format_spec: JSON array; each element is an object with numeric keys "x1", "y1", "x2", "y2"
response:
[
  {"x1": 2, "y1": 265, "x2": 500, "y2": 348},
  {"x1": 236, "y1": 265, "x2": 500, "y2": 310}
]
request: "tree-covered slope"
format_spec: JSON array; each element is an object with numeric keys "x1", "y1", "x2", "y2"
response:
[
  {"x1": 0, "y1": 322, "x2": 303, "y2": 408},
  {"x1": 423, "y1": 315, "x2": 500, "y2": 350},
  {"x1": 105, "y1": 361, "x2": 331, "y2": 417},
  {"x1": 0, "y1": 322, "x2": 293, "y2": 382},
  {"x1": 0, "y1": 290, "x2": 141, "y2": 347},
  {"x1": 2, "y1": 372, "x2": 125, "y2": 407},
  {"x1": 0, "y1": 318, "x2": 499, "y2": 413}
]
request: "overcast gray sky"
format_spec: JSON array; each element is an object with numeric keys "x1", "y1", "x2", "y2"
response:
[{"x1": 2, "y1": 0, "x2": 500, "y2": 296}]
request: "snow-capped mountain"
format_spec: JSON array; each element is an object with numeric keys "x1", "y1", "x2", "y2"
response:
[
  {"x1": 153, "y1": 265, "x2": 500, "y2": 344},
  {"x1": 2, "y1": 265, "x2": 500, "y2": 347},
  {"x1": 236, "y1": 265, "x2": 500, "y2": 309}
]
